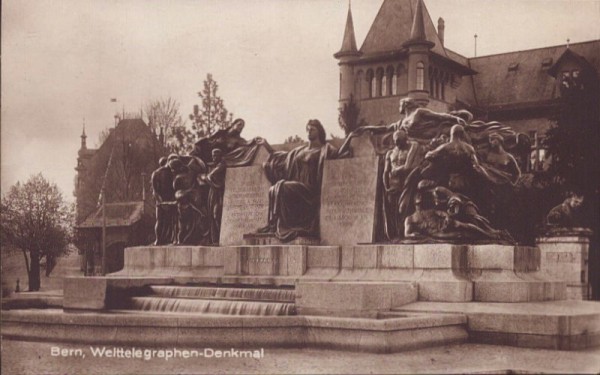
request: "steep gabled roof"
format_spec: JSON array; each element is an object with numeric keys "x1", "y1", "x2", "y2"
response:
[
  {"x1": 469, "y1": 40, "x2": 600, "y2": 108},
  {"x1": 548, "y1": 47, "x2": 597, "y2": 77},
  {"x1": 76, "y1": 118, "x2": 165, "y2": 224},
  {"x1": 360, "y1": 0, "x2": 446, "y2": 57}
]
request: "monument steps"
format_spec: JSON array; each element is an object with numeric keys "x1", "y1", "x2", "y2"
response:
[
  {"x1": 126, "y1": 284, "x2": 297, "y2": 316},
  {"x1": 148, "y1": 285, "x2": 295, "y2": 303},
  {"x1": 129, "y1": 296, "x2": 296, "y2": 316}
]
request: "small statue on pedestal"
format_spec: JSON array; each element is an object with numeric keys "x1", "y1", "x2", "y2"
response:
[{"x1": 543, "y1": 194, "x2": 591, "y2": 236}]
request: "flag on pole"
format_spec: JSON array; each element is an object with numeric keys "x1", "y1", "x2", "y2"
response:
[{"x1": 110, "y1": 98, "x2": 117, "y2": 102}]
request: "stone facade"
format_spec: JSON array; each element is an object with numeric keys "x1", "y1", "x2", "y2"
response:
[{"x1": 335, "y1": 0, "x2": 600, "y2": 172}]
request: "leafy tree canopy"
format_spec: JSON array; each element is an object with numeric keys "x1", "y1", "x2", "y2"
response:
[{"x1": 1, "y1": 174, "x2": 73, "y2": 291}]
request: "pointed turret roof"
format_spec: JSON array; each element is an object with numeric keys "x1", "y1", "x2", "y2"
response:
[
  {"x1": 360, "y1": 0, "x2": 446, "y2": 57},
  {"x1": 408, "y1": 0, "x2": 428, "y2": 43},
  {"x1": 80, "y1": 121, "x2": 88, "y2": 151},
  {"x1": 334, "y1": 2, "x2": 360, "y2": 58}
]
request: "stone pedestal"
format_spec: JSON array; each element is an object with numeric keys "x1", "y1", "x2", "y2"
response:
[
  {"x1": 537, "y1": 235, "x2": 592, "y2": 300},
  {"x1": 219, "y1": 243, "x2": 565, "y2": 303}
]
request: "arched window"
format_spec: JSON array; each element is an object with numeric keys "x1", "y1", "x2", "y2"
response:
[
  {"x1": 392, "y1": 73, "x2": 397, "y2": 95},
  {"x1": 385, "y1": 66, "x2": 394, "y2": 97},
  {"x1": 371, "y1": 77, "x2": 377, "y2": 97},
  {"x1": 382, "y1": 76, "x2": 388, "y2": 96},
  {"x1": 367, "y1": 69, "x2": 375, "y2": 98},
  {"x1": 441, "y1": 72, "x2": 447, "y2": 100},
  {"x1": 416, "y1": 62, "x2": 425, "y2": 91},
  {"x1": 376, "y1": 67, "x2": 384, "y2": 97}
]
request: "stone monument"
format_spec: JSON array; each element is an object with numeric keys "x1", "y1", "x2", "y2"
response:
[
  {"x1": 38, "y1": 100, "x2": 598, "y2": 355},
  {"x1": 537, "y1": 194, "x2": 593, "y2": 299}
]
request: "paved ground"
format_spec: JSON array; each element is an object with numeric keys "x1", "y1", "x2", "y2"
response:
[
  {"x1": 2, "y1": 339, "x2": 599, "y2": 374},
  {"x1": 2, "y1": 250, "x2": 83, "y2": 295}
]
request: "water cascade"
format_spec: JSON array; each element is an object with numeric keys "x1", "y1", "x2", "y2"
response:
[{"x1": 127, "y1": 285, "x2": 296, "y2": 316}]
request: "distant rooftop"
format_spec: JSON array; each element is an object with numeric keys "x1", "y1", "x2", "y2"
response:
[{"x1": 78, "y1": 201, "x2": 144, "y2": 228}]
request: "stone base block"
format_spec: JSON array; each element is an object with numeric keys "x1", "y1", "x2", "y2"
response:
[
  {"x1": 416, "y1": 270, "x2": 473, "y2": 302},
  {"x1": 304, "y1": 314, "x2": 467, "y2": 353},
  {"x1": 223, "y1": 245, "x2": 307, "y2": 277},
  {"x1": 115, "y1": 246, "x2": 225, "y2": 278},
  {"x1": 396, "y1": 300, "x2": 600, "y2": 350},
  {"x1": 63, "y1": 277, "x2": 108, "y2": 310},
  {"x1": 296, "y1": 281, "x2": 418, "y2": 317},
  {"x1": 243, "y1": 233, "x2": 320, "y2": 246},
  {"x1": 63, "y1": 276, "x2": 174, "y2": 311},
  {"x1": 567, "y1": 283, "x2": 591, "y2": 300},
  {"x1": 472, "y1": 271, "x2": 566, "y2": 302}
]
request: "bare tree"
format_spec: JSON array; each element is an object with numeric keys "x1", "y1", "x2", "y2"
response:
[
  {"x1": 145, "y1": 97, "x2": 193, "y2": 153},
  {"x1": 189, "y1": 73, "x2": 233, "y2": 139},
  {"x1": 106, "y1": 124, "x2": 162, "y2": 202},
  {"x1": 1, "y1": 174, "x2": 72, "y2": 291}
]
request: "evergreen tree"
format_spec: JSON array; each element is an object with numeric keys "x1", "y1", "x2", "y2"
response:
[
  {"x1": 338, "y1": 94, "x2": 365, "y2": 135},
  {"x1": 189, "y1": 74, "x2": 233, "y2": 139}
]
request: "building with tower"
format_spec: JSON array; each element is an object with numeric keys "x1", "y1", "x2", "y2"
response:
[
  {"x1": 335, "y1": 0, "x2": 600, "y2": 171},
  {"x1": 74, "y1": 119, "x2": 165, "y2": 274}
]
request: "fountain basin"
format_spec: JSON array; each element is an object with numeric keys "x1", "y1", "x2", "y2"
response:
[{"x1": 1, "y1": 309, "x2": 467, "y2": 353}]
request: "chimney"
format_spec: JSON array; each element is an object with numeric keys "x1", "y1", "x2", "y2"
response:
[{"x1": 438, "y1": 17, "x2": 445, "y2": 46}]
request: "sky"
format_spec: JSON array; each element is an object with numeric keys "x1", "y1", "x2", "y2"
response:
[{"x1": 2, "y1": 0, "x2": 599, "y2": 201}]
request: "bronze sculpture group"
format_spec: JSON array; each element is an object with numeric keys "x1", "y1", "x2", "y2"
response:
[
  {"x1": 151, "y1": 118, "x2": 260, "y2": 246},
  {"x1": 151, "y1": 98, "x2": 582, "y2": 246},
  {"x1": 352, "y1": 98, "x2": 525, "y2": 243}
]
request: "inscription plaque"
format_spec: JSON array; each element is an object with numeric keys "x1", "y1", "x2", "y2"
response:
[
  {"x1": 220, "y1": 165, "x2": 271, "y2": 245},
  {"x1": 320, "y1": 155, "x2": 380, "y2": 245}
]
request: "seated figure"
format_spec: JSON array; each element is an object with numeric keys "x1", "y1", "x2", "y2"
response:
[{"x1": 257, "y1": 119, "x2": 354, "y2": 242}]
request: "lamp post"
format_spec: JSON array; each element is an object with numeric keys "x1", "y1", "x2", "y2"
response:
[{"x1": 101, "y1": 188, "x2": 106, "y2": 276}]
